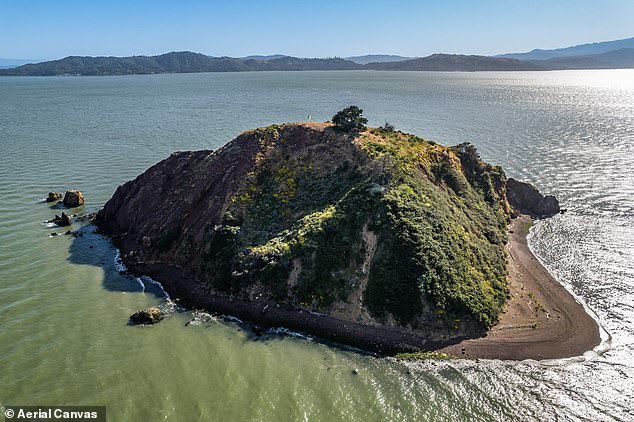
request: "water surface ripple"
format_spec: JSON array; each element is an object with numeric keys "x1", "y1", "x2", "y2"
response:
[{"x1": 1, "y1": 70, "x2": 632, "y2": 421}]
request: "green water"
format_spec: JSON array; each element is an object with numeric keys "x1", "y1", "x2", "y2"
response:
[{"x1": 1, "y1": 71, "x2": 633, "y2": 421}]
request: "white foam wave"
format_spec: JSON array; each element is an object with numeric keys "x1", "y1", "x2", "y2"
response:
[
  {"x1": 140, "y1": 275, "x2": 171, "y2": 300},
  {"x1": 222, "y1": 315, "x2": 244, "y2": 324},
  {"x1": 158, "y1": 298, "x2": 178, "y2": 314},
  {"x1": 267, "y1": 327, "x2": 313, "y2": 340},
  {"x1": 112, "y1": 248, "x2": 170, "y2": 300},
  {"x1": 134, "y1": 277, "x2": 145, "y2": 292},
  {"x1": 113, "y1": 249, "x2": 127, "y2": 273},
  {"x1": 186, "y1": 311, "x2": 219, "y2": 326}
]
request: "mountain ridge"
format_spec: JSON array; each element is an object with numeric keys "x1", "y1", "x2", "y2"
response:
[
  {"x1": 0, "y1": 51, "x2": 541, "y2": 75},
  {"x1": 2, "y1": 36, "x2": 634, "y2": 75},
  {"x1": 531, "y1": 48, "x2": 634, "y2": 69},
  {"x1": 365, "y1": 53, "x2": 541, "y2": 71},
  {"x1": 497, "y1": 36, "x2": 634, "y2": 60},
  {"x1": 0, "y1": 52, "x2": 363, "y2": 75}
]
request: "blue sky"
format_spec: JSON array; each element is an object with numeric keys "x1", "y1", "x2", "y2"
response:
[{"x1": 1, "y1": 0, "x2": 633, "y2": 59}]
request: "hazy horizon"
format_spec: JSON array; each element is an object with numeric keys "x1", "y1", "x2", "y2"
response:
[{"x1": 2, "y1": 0, "x2": 633, "y2": 61}]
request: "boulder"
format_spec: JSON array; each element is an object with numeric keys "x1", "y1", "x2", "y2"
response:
[
  {"x1": 130, "y1": 307, "x2": 164, "y2": 325},
  {"x1": 63, "y1": 190, "x2": 85, "y2": 207},
  {"x1": 50, "y1": 212, "x2": 72, "y2": 227},
  {"x1": 506, "y1": 178, "x2": 560, "y2": 218},
  {"x1": 46, "y1": 192, "x2": 62, "y2": 202}
]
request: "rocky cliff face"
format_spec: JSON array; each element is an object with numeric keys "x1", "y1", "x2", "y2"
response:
[
  {"x1": 506, "y1": 178, "x2": 560, "y2": 217},
  {"x1": 96, "y1": 123, "x2": 552, "y2": 344}
]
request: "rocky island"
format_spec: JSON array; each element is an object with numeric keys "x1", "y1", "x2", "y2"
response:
[{"x1": 95, "y1": 116, "x2": 600, "y2": 359}]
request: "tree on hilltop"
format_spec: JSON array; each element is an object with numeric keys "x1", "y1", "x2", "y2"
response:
[{"x1": 332, "y1": 106, "x2": 368, "y2": 133}]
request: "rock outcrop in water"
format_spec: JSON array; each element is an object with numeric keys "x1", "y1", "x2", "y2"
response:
[
  {"x1": 130, "y1": 307, "x2": 164, "y2": 325},
  {"x1": 506, "y1": 178, "x2": 560, "y2": 218},
  {"x1": 50, "y1": 212, "x2": 72, "y2": 227},
  {"x1": 63, "y1": 190, "x2": 85, "y2": 207},
  {"x1": 46, "y1": 192, "x2": 62, "y2": 202},
  {"x1": 96, "y1": 122, "x2": 559, "y2": 350}
]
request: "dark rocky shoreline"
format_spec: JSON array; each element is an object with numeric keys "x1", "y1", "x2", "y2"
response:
[{"x1": 123, "y1": 260, "x2": 465, "y2": 355}]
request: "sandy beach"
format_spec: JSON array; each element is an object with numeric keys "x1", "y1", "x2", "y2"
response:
[{"x1": 436, "y1": 215, "x2": 602, "y2": 360}]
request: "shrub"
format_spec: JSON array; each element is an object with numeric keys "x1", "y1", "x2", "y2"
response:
[
  {"x1": 381, "y1": 122, "x2": 395, "y2": 132},
  {"x1": 332, "y1": 106, "x2": 368, "y2": 133}
]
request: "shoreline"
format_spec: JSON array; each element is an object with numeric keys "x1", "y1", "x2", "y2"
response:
[
  {"x1": 436, "y1": 215, "x2": 601, "y2": 360},
  {"x1": 118, "y1": 214, "x2": 601, "y2": 360}
]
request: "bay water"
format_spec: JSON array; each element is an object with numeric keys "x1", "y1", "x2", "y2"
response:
[{"x1": 1, "y1": 70, "x2": 632, "y2": 421}]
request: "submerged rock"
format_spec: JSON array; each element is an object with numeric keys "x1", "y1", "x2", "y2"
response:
[
  {"x1": 506, "y1": 178, "x2": 560, "y2": 218},
  {"x1": 63, "y1": 190, "x2": 85, "y2": 207},
  {"x1": 50, "y1": 212, "x2": 72, "y2": 227},
  {"x1": 46, "y1": 192, "x2": 62, "y2": 202},
  {"x1": 75, "y1": 212, "x2": 97, "y2": 223},
  {"x1": 130, "y1": 307, "x2": 164, "y2": 325}
]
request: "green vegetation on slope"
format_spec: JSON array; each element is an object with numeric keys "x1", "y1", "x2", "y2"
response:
[
  {"x1": 359, "y1": 129, "x2": 510, "y2": 327},
  {"x1": 199, "y1": 123, "x2": 511, "y2": 332},
  {"x1": 201, "y1": 125, "x2": 374, "y2": 307}
]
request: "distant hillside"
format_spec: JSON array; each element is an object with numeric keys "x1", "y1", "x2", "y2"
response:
[
  {"x1": 345, "y1": 54, "x2": 414, "y2": 64},
  {"x1": 0, "y1": 52, "x2": 246, "y2": 75},
  {"x1": 498, "y1": 37, "x2": 634, "y2": 60},
  {"x1": 249, "y1": 56, "x2": 362, "y2": 71},
  {"x1": 1, "y1": 52, "x2": 538, "y2": 75},
  {"x1": 5, "y1": 44, "x2": 634, "y2": 76},
  {"x1": 0, "y1": 52, "x2": 362, "y2": 76},
  {"x1": 365, "y1": 54, "x2": 542, "y2": 71},
  {"x1": 532, "y1": 48, "x2": 634, "y2": 69}
]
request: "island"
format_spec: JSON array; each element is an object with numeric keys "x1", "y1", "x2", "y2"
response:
[{"x1": 95, "y1": 114, "x2": 600, "y2": 360}]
